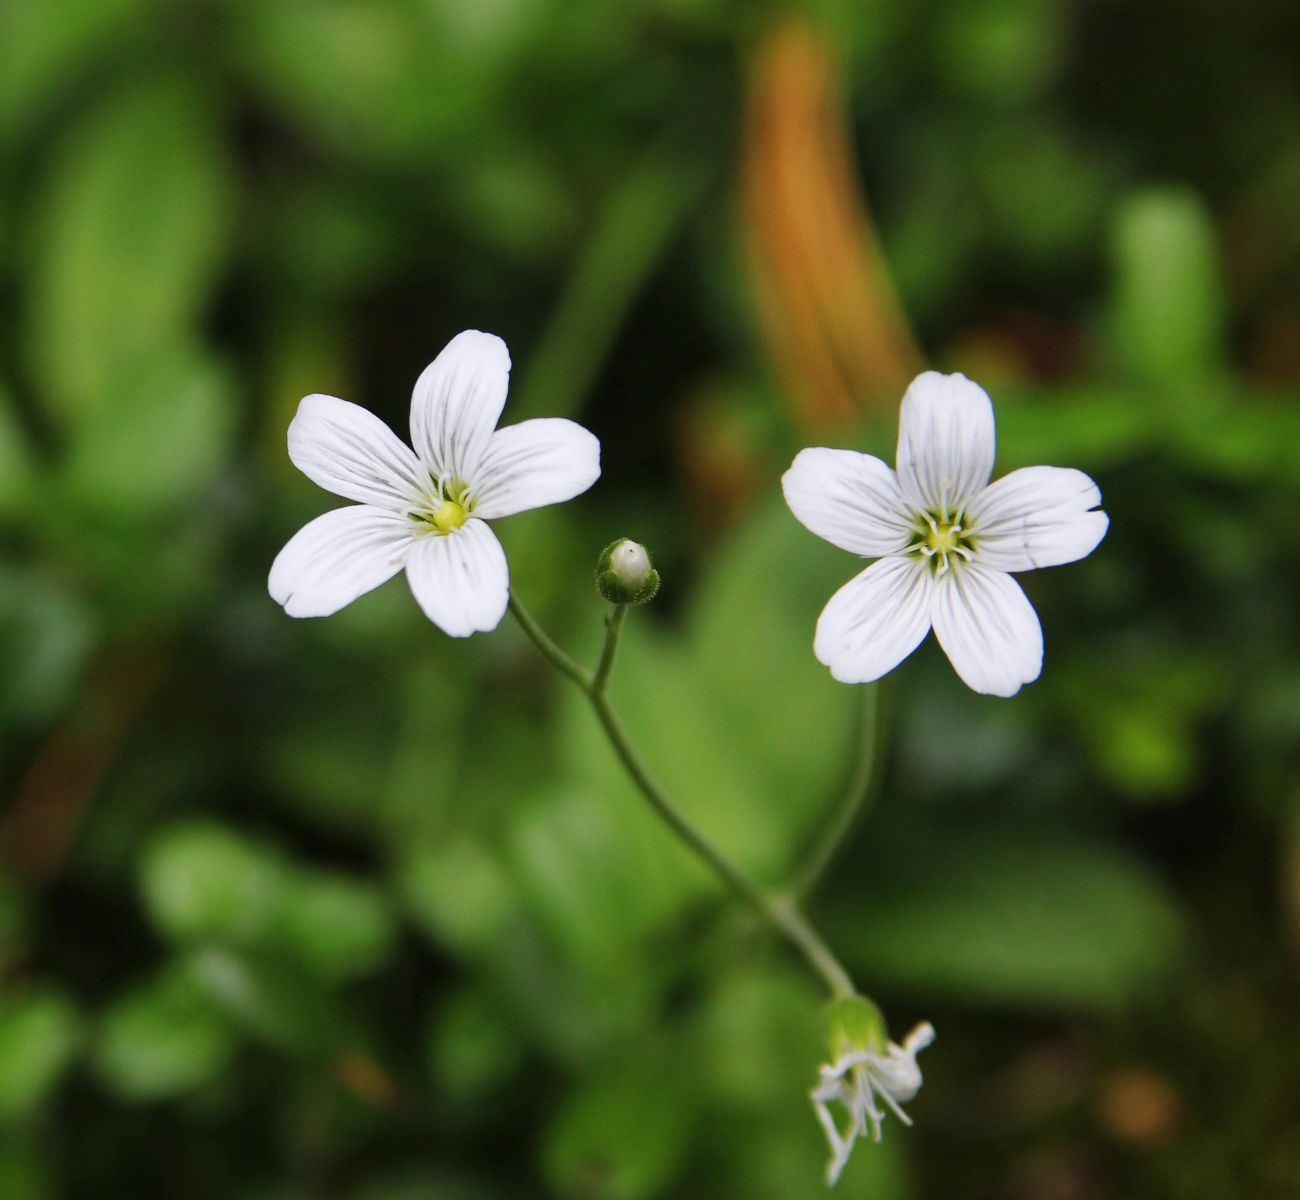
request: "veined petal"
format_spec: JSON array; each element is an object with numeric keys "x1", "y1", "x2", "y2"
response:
[
  {"x1": 410, "y1": 330, "x2": 511, "y2": 484},
  {"x1": 288, "y1": 394, "x2": 426, "y2": 509},
  {"x1": 473, "y1": 418, "x2": 601, "y2": 519},
  {"x1": 931, "y1": 564, "x2": 1042, "y2": 697},
  {"x1": 896, "y1": 371, "x2": 995, "y2": 515},
  {"x1": 405, "y1": 519, "x2": 508, "y2": 637},
  {"x1": 782, "y1": 448, "x2": 915, "y2": 556},
  {"x1": 269, "y1": 505, "x2": 413, "y2": 617},
  {"x1": 814, "y1": 556, "x2": 933, "y2": 684},
  {"x1": 967, "y1": 466, "x2": 1109, "y2": 572}
]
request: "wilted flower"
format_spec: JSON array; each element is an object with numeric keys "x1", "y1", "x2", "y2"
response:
[
  {"x1": 783, "y1": 371, "x2": 1108, "y2": 696},
  {"x1": 270, "y1": 330, "x2": 600, "y2": 636},
  {"x1": 811, "y1": 1015, "x2": 935, "y2": 1186}
]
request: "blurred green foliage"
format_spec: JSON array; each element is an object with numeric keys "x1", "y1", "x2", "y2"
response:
[{"x1": 1, "y1": 0, "x2": 1299, "y2": 1197}]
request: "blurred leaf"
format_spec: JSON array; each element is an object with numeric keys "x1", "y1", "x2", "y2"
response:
[
  {"x1": 0, "y1": 565, "x2": 96, "y2": 727},
  {"x1": 93, "y1": 965, "x2": 237, "y2": 1100},
  {"x1": 424, "y1": 983, "x2": 523, "y2": 1105},
  {"x1": 275, "y1": 873, "x2": 398, "y2": 982},
  {"x1": 834, "y1": 830, "x2": 1183, "y2": 1011},
  {"x1": 0, "y1": 1144, "x2": 51, "y2": 1200},
  {"x1": 0, "y1": 0, "x2": 147, "y2": 146},
  {"x1": 396, "y1": 838, "x2": 518, "y2": 959},
  {"x1": 185, "y1": 947, "x2": 350, "y2": 1059},
  {"x1": 0, "y1": 382, "x2": 38, "y2": 519},
  {"x1": 543, "y1": 1039, "x2": 697, "y2": 1200},
  {"x1": 1110, "y1": 189, "x2": 1225, "y2": 388},
  {"x1": 0, "y1": 986, "x2": 80, "y2": 1122},
  {"x1": 139, "y1": 821, "x2": 292, "y2": 946},
  {"x1": 688, "y1": 496, "x2": 862, "y2": 827},
  {"x1": 24, "y1": 75, "x2": 231, "y2": 424},
  {"x1": 514, "y1": 145, "x2": 708, "y2": 421},
  {"x1": 58, "y1": 352, "x2": 235, "y2": 521}
]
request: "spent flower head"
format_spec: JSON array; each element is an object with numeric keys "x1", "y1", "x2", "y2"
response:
[
  {"x1": 269, "y1": 330, "x2": 600, "y2": 636},
  {"x1": 783, "y1": 371, "x2": 1108, "y2": 696},
  {"x1": 811, "y1": 997, "x2": 935, "y2": 1186}
]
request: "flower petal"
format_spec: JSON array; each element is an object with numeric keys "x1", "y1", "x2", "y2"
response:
[
  {"x1": 473, "y1": 418, "x2": 601, "y2": 519},
  {"x1": 269, "y1": 505, "x2": 413, "y2": 617},
  {"x1": 967, "y1": 466, "x2": 1109, "y2": 572},
  {"x1": 405, "y1": 519, "x2": 509, "y2": 637},
  {"x1": 931, "y1": 564, "x2": 1042, "y2": 697},
  {"x1": 288, "y1": 394, "x2": 426, "y2": 509},
  {"x1": 409, "y1": 330, "x2": 511, "y2": 484},
  {"x1": 895, "y1": 371, "x2": 995, "y2": 515},
  {"x1": 783, "y1": 448, "x2": 915, "y2": 556},
  {"x1": 814, "y1": 556, "x2": 933, "y2": 683}
]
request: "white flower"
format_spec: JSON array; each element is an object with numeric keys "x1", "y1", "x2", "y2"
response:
[
  {"x1": 608, "y1": 539, "x2": 652, "y2": 592},
  {"x1": 811, "y1": 1021, "x2": 935, "y2": 1187},
  {"x1": 783, "y1": 371, "x2": 1108, "y2": 696},
  {"x1": 269, "y1": 330, "x2": 600, "y2": 636}
]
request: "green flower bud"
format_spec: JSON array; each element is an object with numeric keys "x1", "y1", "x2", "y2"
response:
[
  {"x1": 596, "y1": 539, "x2": 660, "y2": 605},
  {"x1": 825, "y1": 994, "x2": 887, "y2": 1061}
]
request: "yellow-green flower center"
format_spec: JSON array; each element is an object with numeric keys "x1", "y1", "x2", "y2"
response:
[
  {"x1": 911, "y1": 512, "x2": 975, "y2": 574},
  {"x1": 429, "y1": 498, "x2": 467, "y2": 533}
]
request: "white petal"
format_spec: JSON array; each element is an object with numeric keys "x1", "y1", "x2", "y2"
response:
[
  {"x1": 269, "y1": 505, "x2": 413, "y2": 617},
  {"x1": 405, "y1": 519, "x2": 508, "y2": 637},
  {"x1": 782, "y1": 448, "x2": 915, "y2": 556},
  {"x1": 288, "y1": 394, "x2": 426, "y2": 509},
  {"x1": 472, "y1": 418, "x2": 601, "y2": 519},
  {"x1": 409, "y1": 330, "x2": 511, "y2": 484},
  {"x1": 814, "y1": 556, "x2": 934, "y2": 684},
  {"x1": 967, "y1": 466, "x2": 1109, "y2": 572},
  {"x1": 895, "y1": 371, "x2": 995, "y2": 515},
  {"x1": 931, "y1": 564, "x2": 1042, "y2": 697}
]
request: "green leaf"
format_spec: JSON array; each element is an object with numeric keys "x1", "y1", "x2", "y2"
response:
[
  {"x1": 92, "y1": 966, "x2": 237, "y2": 1100},
  {"x1": 1110, "y1": 189, "x2": 1225, "y2": 388},
  {"x1": 833, "y1": 829, "x2": 1183, "y2": 1011},
  {"x1": 58, "y1": 351, "x2": 235, "y2": 521},
  {"x1": 274, "y1": 873, "x2": 398, "y2": 982},
  {"x1": 23, "y1": 75, "x2": 231, "y2": 425},
  {"x1": 687, "y1": 496, "x2": 863, "y2": 831},
  {"x1": 424, "y1": 984, "x2": 524, "y2": 1105},
  {"x1": 0, "y1": 382, "x2": 38, "y2": 519},
  {"x1": 395, "y1": 838, "x2": 518, "y2": 959},
  {"x1": 0, "y1": 986, "x2": 80, "y2": 1122},
  {"x1": 0, "y1": 565, "x2": 96, "y2": 728},
  {"x1": 543, "y1": 1040, "x2": 697, "y2": 1200},
  {"x1": 139, "y1": 821, "x2": 293, "y2": 946},
  {"x1": 185, "y1": 947, "x2": 350, "y2": 1059},
  {"x1": 0, "y1": 0, "x2": 148, "y2": 147}
]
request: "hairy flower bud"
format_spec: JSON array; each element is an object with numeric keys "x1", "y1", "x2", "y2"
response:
[{"x1": 596, "y1": 539, "x2": 660, "y2": 605}]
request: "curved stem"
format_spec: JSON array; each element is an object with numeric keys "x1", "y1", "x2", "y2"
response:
[
  {"x1": 507, "y1": 593, "x2": 591, "y2": 689},
  {"x1": 591, "y1": 604, "x2": 626, "y2": 695},
  {"x1": 789, "y1": 684, "x2": 886, "y2": 901},
  {"x1": 508, "y1": 590, "x2": 857, "y2": 999}
]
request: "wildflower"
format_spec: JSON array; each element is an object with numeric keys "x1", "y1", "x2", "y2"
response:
[
  {"x1": 783, "y1": 371, "x2": 1108, "y2": 696},
  {"x1": 270, "y1": 330, "x2": 600, "y2": 635},
  {"x1": 811, "y1": 1013, "x2": 935, "y2": 1186}
]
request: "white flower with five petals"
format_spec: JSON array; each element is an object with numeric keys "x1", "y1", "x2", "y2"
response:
[
  {"x1": 783, "y1": 371, "x2": 1108, "y2": 696},
  {"x1": 269, "y1": 330, "x2": 600, "y2": 636},
  {"x1": 811, "y1": 1021, "x2": 935, "y2": 1186}
]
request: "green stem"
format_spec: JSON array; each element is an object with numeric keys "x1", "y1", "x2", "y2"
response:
[
  {"x1": 507, "y1": 593, "x2": 591, "y2": 689},
  {"x1": 789, "y1": 685, "x2": 886, "y2": 901},
  {"x1": 591, "y1": 604, "x2": 626, "y2": 695},
  {"x1": 508, "y1": 591, "x2": 856, "y2": 999}
]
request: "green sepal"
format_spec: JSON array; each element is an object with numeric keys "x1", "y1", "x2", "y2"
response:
[
  {"x1": 825, "y1": 994, "x2": 887, "y2": 1061},
  {"x1": 595, "y1": 538, "x2": 660, "y2": 606}
]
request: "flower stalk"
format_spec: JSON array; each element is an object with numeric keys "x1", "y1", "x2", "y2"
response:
[{"x1": 508, "y1": 589, "x2": 856, "y2": 999}]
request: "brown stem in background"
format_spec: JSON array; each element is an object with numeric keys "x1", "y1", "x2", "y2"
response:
[
  {"x1": 0, "y1": 643, "x2": 167, "y2": 885},
  {"x1": 742, "y1": 18, "x2": 922, "y2": 431}
]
